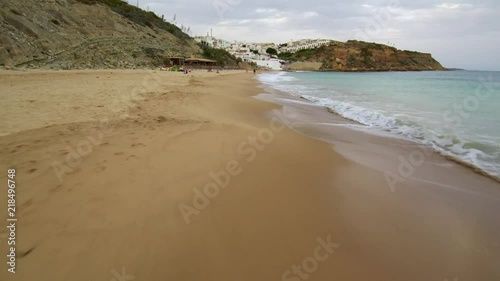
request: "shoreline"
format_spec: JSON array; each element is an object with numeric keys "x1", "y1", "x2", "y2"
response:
[
  {"x1": 256, "y1": 72, "x2": 500, "y2": 183},
  {"x1": 309, "y1": 95, "x2": 500, "y2": 184},
  {"x1": 255, "y1": 83, "x2": 500, "y2": 187},
  {"x1": 283, "y1": 69, "x2": 450, "y2": 72},
  {"x1": 255, "y1": 78, "x2": 500, "y2": 279},
  {"x1": 1, "y1": 69, "x2": 499, "y2": 281}
]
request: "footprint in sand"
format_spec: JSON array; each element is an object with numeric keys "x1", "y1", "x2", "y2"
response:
[
  {"x1": 21, "y1": 199, "x2": 33, "y2": 208},
  {"x1": 49, "y1": 185, "x2": 62, "y2": 194},
  {"x1": 131, "y1": 143, "x2": 146, "y2": 148},
  {"x1": 19, "y1": 247, "x2": 36, "y2": 258},
  {"x1": 94, "y1": 166, "x2": 107, "y2": 173}
]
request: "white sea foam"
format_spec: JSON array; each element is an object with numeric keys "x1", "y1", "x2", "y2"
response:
[
  {"x1": 257, "y1": 71, "x2": 299, "y2": 84},
  {"x1": 257, "y1": 72, "x2": 500, "y2": 178},
  {"x1": 302, "y1": 95, "x2": 500, "y2": 177}
]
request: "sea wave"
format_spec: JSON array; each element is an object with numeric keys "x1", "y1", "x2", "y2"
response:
[
  {"x1": 300, "y1": 94, "x2": 500, "y2": 177},
  {"x1": 258, "y1": 72, "x2": 299, "y2": 84},
  {"x1": 258, "y1": 72, "x2": 500, "y2": 178}
]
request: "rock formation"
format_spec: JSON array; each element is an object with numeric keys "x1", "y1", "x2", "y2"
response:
[
  {"x1": 283, "y1": 40, "x2": 445, "y2": 72},
  {"x1": 0, "y1": 0, "x2": 201, "y2": 69}
]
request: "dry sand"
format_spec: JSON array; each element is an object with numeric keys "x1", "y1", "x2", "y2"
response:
[{"x1": 0, "y1": 69, "x2": 499, "y2": 281}]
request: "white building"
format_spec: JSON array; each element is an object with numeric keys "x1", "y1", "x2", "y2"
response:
[
  {"x1": 194, "y1": 35, "x2": 232, "y2": 49},
  {"x1": 279, "y1": 39, "x2": 332, "y2": 53},
  {"x1": 195, "y1": 34, "x2": 335, "y2": 69}
]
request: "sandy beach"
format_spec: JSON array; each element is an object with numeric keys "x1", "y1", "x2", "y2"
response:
[{"x1": 0, "y1": 69, "x2": 499, "y2": 281}]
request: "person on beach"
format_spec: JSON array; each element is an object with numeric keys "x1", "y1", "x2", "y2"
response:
[{"x1": 253, "y1": 68, "x2": 256, "y2": 74}]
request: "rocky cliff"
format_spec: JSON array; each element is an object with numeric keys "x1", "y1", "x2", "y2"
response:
[
  {"x1": 282, "y1": 41, "x2": 445, "y2": 72},
  {"x1": 0, "y1": 0, "x2": 202, "y2": 69}
]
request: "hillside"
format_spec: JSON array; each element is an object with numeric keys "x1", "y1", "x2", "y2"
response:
[
  {"x1": 281, "y1": 41, "x2": 445, "y2": 71},
  {"x1": 0, "y1": 0, "x2": 215, "y2": 69}
]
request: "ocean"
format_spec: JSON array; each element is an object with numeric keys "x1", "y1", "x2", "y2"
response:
[{"x1": 258, "y1": 70, "x2": 500, "y2": 178}]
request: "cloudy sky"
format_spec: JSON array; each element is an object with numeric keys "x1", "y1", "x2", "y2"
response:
[{"x1": 142, "y1": 0, "x2": 500, "y2": 70}]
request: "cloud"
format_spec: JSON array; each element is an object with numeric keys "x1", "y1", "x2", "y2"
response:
[
  {"x1": 303, "y1": 11, "x2": 319, "y2": 18},
  {"x1": 255, "y1": 8, "x2": 278, "y2": 13},
  {"x1": 143, "y1": 0, "x2": 500, "y2": 70},
  {"x1": 436, "y1": 3, "x2": 472, "y2": 10}
]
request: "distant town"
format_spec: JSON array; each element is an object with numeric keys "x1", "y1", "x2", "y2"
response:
[{"x1": 194, "y1": 32, "x2": 332, "y2": 70}]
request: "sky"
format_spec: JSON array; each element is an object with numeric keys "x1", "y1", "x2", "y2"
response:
[{"x1": 140, "y1": 0, "x2": 500, "y2": 70}]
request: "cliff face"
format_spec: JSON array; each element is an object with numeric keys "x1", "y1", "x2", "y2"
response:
[
  {"x1": 0, "y1": 0, "x2": 202, "y2": 69},
  {"x1": 284, "y1": 41, "x2": 445, "y2": 72}
]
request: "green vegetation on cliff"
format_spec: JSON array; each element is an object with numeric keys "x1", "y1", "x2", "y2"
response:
[
  {"x1": 2, "y1": 0, "x2": 243, "y2": 69},
  {"x1": 76, "y1": 0, "x2": 239, "y2": 67},
  {"x1": 0, "y1": 0, "x2": 203, "y2": 69},
  {"x1": 198, "y1": 42, "x2": 239, "y2": 67},
  {"x1": 75, "y1": 0, "x2": 190, "y2": 41},
  {"x1": 279, "y1": 47, "x2": 320, "y2": 61},
  {"x1": 281, "y1": 41, "x2": 445, "y2": 71}
]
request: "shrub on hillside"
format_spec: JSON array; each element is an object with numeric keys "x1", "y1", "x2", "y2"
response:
[
  {"x1": 75, "y1": 0, "x2": 189, "y2": 41},
  {"x1": 198, "y1": 43, "x2": 238, "y2": 67}
]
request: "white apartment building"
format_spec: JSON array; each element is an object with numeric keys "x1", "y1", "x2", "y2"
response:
[
  {"x1": 194, "y1": 34, "x2": 331, "y2": 69},
  {"x1": 279, "y1": 39, "x2": 332, "y2": 53}
]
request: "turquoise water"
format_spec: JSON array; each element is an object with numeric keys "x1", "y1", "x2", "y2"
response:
[{"x1": 258, "y1": 71, "x2": 500, "y2": 177}]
